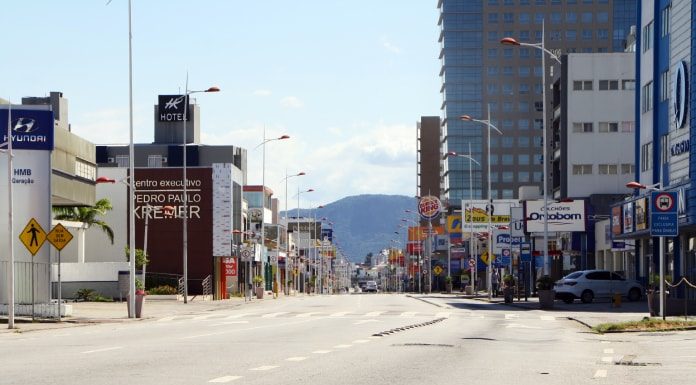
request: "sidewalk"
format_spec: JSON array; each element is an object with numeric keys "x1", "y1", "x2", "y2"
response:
[
  {"x1": 0, "y1": 293, "x2": 291, "y2": 334},
  {"x1": 411, "y1": 292, "x2": 655, "y2": 328}
]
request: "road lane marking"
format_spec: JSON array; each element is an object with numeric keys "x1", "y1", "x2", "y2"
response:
[
  {"x1": 333, "y1": 344, "x2": 352, "y2": 349},
  {"x1": 81, "y1": 346, "x2": 123, "y2": 354},
  {"x1": 352, "y1": 339, "x2": 370, "y2": 344},
  {"x1": 540, "y1": 315, "x2": 555, "y2": 321},
  {"x1": 286, "y1": 357, "x2": 307, "y2": 362},
  {"x1": 182, "y1": 333, "x2": 216, "y2": 339},
  {"x1": 211, "y1": 321, "x2": 250, "y2": 326},
  {"x1": 504, "y1": 314, "x2": 519, "y2": 319},
  {"x1": 313, "y1": 350, "x2": 332, "y2": 354},
  {"x1": 209, "y1": 376, "x2": 242, "y2": 383},
  {"x1": 601, "y1": 356, "x2": 613, "y2": 363},
  {"x1": 400, "y1": 312, "x2": 417, "y2": 317},
  {"x1": 353, "y1": 319, "x2": 379, "y2": 325},
  {"x1": 250, "y1": 366, "x2": 278, "y2": 371},
  {"x1": 600, "y1": 340, "x2": 611, "y2": 344},
  {"x1": 603, "y1": 349, "x2": 614, "y2": 354},
  {"x1": 158, "y1": 316, "x2": 176, "y2": 322},
  {"x1": 330, "y1": 311, "x2": 349, "y2": 317},
  {"x1": 296, "y1": 312, "x2": 321, "y2": 318},
  {"x1": 261, "y1": 312, "x2": 288, "y2": 318},
  {"x1": 193, "y1": 314, "x2": 217, "y2": 320},
  {"x1": 593, "y1": 370, "x2": 607, "y2": 378},
  {"x1": 365, "y1": 311, "x2": 384, "y2": 317},
  {"x1": 436, "y1": 312, "x2": 451, "y2": 318},
  {"x1": 226, "y1": 313, "x2": 254, "y2": 319}
]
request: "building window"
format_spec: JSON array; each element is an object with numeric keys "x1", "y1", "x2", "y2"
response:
[
  {"x1": 519, "y1": 119, "x2": 530, "y2": 130},
  {"x1": 641, "y1": 142, "x2": 652, "y2": 172},
  {"x1": 642, "y1": 21, "x2": 653, "y2": 52},
  {"x1": 622, "y1": 79, "x2": 635, "y2": 90},
  {"x1": 572, "y1": 122, "x2": 594, "y2": 133},
  {"x1": 519, "y1": 13, "x2": 530, "y2": 24},
  {"x1": 566, "y1": 30, "x2": 577, "y2": 41},
  {"x1": 597, "y1": 29, "x2": 609, "y2": 40},
  {"x1": 75, "y1": 158, "x2": 96, "y2": 181},
  {"x1": 597, "y1": 11, "x2": 609, "y2": 23},
  {"x1": 502, "y1": 172, "x2": 514, "y2": 182},
  {"x1": 488, "y1": 31, "x2": 498, "y2": 41},
  {"x1": 519, "y1": 171, "x2": 530, "y2": 182},
  {"x1": 642, "y1": 82, "x2": 653, "y2": 113},
  {"x1": 582, "y1": 29, "x2": 593, "y2": 40},
  {"x1": 661, "y1": 5, "x2": 670, "y2": 37},
  {"x1": 115, "y1": 155, "x2": 129, "y2": 168},
  {"x1": 566, "y1": 12, "x2": 577, "y2": 23},
  {"x1": 621, "y1": 164, "x2": 635, "y2": 174},
  {"x1": 504, "y1": 13, "x2": 514, "y2": 23},
  {"x1": 502, "y1": 137, "x2": 514, "y2": 148},
  {"x1": 598, "y1": 164, "x2": 618, "y2": 175},
  {"x1": 599, "y1": 80, "x2": 619, "y2": 90},
  {"x1": 572, "y1": 164, "x2": 593, "y2": 175},
  {"x1": 660, "y1": 70, "x2": 670, "y2": 101},
  {"x1": 518, "y1": 154, "x2": 530, "y2": 164},
  {"x1": 621, "y1": 121, "x2": 635, "y2": 132},
  {"x1": 573, "y1": 80, "x2": 593, "y2": 90},
  {"x1": 148, "y1": 155, "x2": 164, "y2": 168},
  {"x1": 598, "y1": 122, "x2": 619, "y2": 133},
  {"x1": 519, "y1": 84, "x2": 529, "y2": 94},
  {"x1": 502, "y1": 155, "x2": 514, "y2": 165},
  {"x1": 534, "y1": 119, "x2": 543, "y2": 130},
  {"x1": 489, "y1": 13, "x2": 499, "y2": 23},
  {"x1": 581, "y1": 12, "x2": 592, "y2": 23}
]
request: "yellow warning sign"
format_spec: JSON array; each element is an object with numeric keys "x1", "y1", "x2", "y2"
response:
[
  {"x1": 19, "y1": 218, "x2": 47, "y2": 256},
  {"x1": 433, "y1": 265, "x2": 444, "y2": 276},
  {"x1": 480, "y1": 251, "x2": 496, "y2": 266},
  {"x1": 47, "y1": 223, "x2": 74, "y2": 251}
]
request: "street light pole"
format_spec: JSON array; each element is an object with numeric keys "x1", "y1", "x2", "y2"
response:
[
  {"x1": 126, "y1": 0, "x2": 136, "y2": 317},
  {"x1": 501, "y1": 22, "x2": 561, "y2": 277},
  {"x1": 284, "y1": 170, "x2": 305, "y2": 295},
  {"x1": 4, "y1": 102, "x2": 15, "y2": 328},
  {"x1": 460, "y1": 106, "x2": 502, "y2": 300}
]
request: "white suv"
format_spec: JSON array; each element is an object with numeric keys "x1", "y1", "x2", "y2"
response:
[{"x1": 554, "y1": 270, "x2": 643, "y2": 304}]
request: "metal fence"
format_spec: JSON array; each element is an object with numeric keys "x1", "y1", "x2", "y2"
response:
[{"x1": 0, "y1": 261, "x2": 51, "y2": 305}]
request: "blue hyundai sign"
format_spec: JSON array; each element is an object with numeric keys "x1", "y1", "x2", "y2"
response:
[
  {"x1": 650, "y1": 191, "x2": 678, "y2": 237},
  {"x1": 0, "y1": 108, "x2": 54, "y2": 151}
]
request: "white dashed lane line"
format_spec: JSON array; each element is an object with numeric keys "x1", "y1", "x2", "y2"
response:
[
  {"x1": 504, "y1": 314, "x2": 519, "y2": 320},
  {"x1": 593, "y1": 370, "x2": 607, "y2": 378},
  {"x1": 333, "y1": 344, "x2": 352, "y2": 349},
  {"x1": 352, "y1": 339, "x2": 370, "y2": 344},
  {"x1": 261, "y1": 312, "x2": 288, "y2": 318},
  {"x1": 296, "y1": 312, "x2": 321, "y2": 318},
  {"x1": 250, "y1": 365, "x2": 279, "y2": 371},
  {"x1": 353, "y1": 319, "x2": 379, "y2": 325},
  {"x1": 601, "y1": 356, "x2": 613, "y2": 363},
  {"x1": 330, "y1": 311, "x2": 349, "y2": 317},
  {"x1": 209, "y1": 376, "x2": 243, "y2": 383},
  {"x1": 81, "y1": 346, "x2": 123, "y2": 354},
  {"x1": 286, "y1": 357, "x2": 307, "y2": 362},
  {"x1": 226, "y1": 313, "x2": 255, "y2": 319},
  {"x1": 312, "y1": 350, "x2": 332, "y2": 354},
  {"x1": 365, "y1": 311, "x2": 384, "y2": 317}
]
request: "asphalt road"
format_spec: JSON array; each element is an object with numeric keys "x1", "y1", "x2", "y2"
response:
[{"x1": 1, "y1": 294, "x2": 694, "y2": 384}]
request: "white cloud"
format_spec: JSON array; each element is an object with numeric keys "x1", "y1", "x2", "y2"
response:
[
  {"x1": 381, "y1": 36, "x2": 401, "y2": 54},
  {"x1": 253, "y1": 89, "x2": 272, "y2": 97},
  {"x1": 280, "y1": 96, "x2": 304, "y2": 109}
]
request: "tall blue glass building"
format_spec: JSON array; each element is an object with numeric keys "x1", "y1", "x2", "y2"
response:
[{"x1": 438, "y1": 0, "x2": 637, "y2": 206}]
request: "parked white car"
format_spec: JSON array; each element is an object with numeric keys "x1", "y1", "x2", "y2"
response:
[
  {"x1": 554, "y1": 270, "x2": 643, "y2": 304},
  {"x1": 364, "y1": 281, "x2": 378, "y2": 293}
]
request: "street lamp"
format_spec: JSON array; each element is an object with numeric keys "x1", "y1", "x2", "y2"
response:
[
  {"x1": 501, "y1": 23, "x2": 561, "y2": 278},
  {"x1": 178, "y1": 84, "x2": 220, "y2": 304},
  {"x1": 295, "y1": 187, "x2": 314, "y2": 293},
  {"x1": 282, "y1": 171, "x2": 305, "y2": 295},
  {"x1": 255, "y1": 132, "x2": 290, "y2": 298},
  {"x1": 448, "y1": 146, "x2": 481, "y2": 294},
  {"x1": 626, "y1": 181, "x2": 665, "y2": 319},
  {"x1": 460, "y1": 106, "x2": 503, "y2": 300},
  {"x1": 2, "y1": 102, "x2": 16, "y2": 328}
]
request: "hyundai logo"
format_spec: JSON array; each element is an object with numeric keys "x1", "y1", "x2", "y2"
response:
[{"x1": 12, "y1": 118, "x2": 38, "y2": 133}]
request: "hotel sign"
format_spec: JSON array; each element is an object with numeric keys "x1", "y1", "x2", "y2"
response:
[{"x1": 158, "y1": 94, "x2": 190, "y2": 122}]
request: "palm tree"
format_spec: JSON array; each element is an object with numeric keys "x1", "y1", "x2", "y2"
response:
[{"x1": 53, "y1": 198, "x2": 114, "y2": 244}]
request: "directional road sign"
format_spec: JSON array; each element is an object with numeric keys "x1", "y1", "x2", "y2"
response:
[
  {"x1": 19, "y1": 218, "x2": 47, "y2": 256},
  {"x1": 47, "y1": 223, "x2": 74, "y2": 251},
  {"x1": 650, "y1": 191, "x2": 678, "y2": 237}
]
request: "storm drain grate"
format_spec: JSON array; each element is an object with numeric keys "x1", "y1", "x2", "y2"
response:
[{"x1": 372, "y1": 317, "x2": 446, "y2": 337}]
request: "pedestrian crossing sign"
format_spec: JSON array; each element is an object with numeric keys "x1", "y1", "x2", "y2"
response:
[
  {"x1": 480, "y1": 250, "x2": 495, "y2": 266},
  {"x1": 19, "y1": 218, "x2": 47, "y2": 256}
]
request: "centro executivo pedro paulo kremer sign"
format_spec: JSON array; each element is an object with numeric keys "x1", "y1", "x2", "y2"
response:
[{"x1": 525, "y1": 200, "x2": 586, "y2": 232}]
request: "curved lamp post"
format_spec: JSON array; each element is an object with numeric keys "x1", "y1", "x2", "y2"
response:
[
  {"x1": 294, "y1": 188, "x2": 314, "y2": 293},
  {"x1": 460, "y1": 107, "x2": 502, "y2": 300},
  {"x1": 501, "y1": 25, "x2": 561, "y2": 278},
  {"x1": 282, "y1": 171, "x2": 305, "y2": 295}
]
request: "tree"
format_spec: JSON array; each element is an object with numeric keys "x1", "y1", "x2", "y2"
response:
[
  {"x1": 53, "y1": 198, "x2": 115, "y2": 244},
  {"x1": 124, "y1": 246, "x2": 149, "y2": 269}
]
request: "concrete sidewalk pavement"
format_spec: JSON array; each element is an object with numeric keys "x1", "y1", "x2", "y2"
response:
[{"x1": 410, "y1": 292, "x2": 657, "y2": 328}]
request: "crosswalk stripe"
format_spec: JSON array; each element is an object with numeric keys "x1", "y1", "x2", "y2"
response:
[
  {"x1": 365, "y1": 311, "x2": 383, "y2": 317},
  {"x1": 330, "y1": 311, "x2": 349, "y2": 317}
]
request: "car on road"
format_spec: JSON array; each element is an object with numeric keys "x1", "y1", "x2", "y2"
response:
[
  {"x1": 364, "y1": 281, "x2": 378, "y2": 293},
  {"x1": 554, "y1": 270, "x2": 644, "y2": 304}
]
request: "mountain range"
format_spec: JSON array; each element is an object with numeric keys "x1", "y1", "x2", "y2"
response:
[{"x1": 282, "y1": 194, "x2": 418, "y2": 263}]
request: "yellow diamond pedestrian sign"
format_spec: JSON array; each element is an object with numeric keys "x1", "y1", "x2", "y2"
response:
[
  {"x1": 433, "y1": 265, "x2": 444, "y2": 276},
  {"x1": 19, "y1": 218, "x2": 47, "y2": 256},
  {"x1": 47, "y1": 223, "x2": 74, "y2": 251},
  {"x1": 480, "y1": 251, "x2": 495, "y2": 266}
]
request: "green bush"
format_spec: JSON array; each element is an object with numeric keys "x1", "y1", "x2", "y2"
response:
[
  {"x1": 536, "y1": 275, "x2": 555, "y2": 290},
  {"x1": 74, "y1": 288, "x2": 112, "y2": 302},
  {"x1": 148, "y1": 285, "x2": 178, "y2": 295}
]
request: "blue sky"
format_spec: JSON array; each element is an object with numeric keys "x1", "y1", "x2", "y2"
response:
[{"x1": 2, "y1": 1, "x2": 441, "y2": 208}]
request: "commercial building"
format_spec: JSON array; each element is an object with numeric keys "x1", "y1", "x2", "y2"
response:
[
  {"x1": 613, "y1": 1, "x2": 696, "y2": 309},
  {"x1": 438, "y1": 0, "x2": 637, "y2": 207}
]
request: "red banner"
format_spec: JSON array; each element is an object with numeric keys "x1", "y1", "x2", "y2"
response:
[{"x1": 222, "y1": 257, "x2": 237, "y2": 277}]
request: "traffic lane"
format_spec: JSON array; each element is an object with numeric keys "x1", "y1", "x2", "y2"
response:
[{"x1": 0, "y1": 295, "x2": 446, "y2": 384}]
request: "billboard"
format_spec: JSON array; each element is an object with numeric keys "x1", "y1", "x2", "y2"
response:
[
  {"x1": 0, "y1": 108, "x2": 54, "y2": 150},
  {"x1": 462, "y1": 200, "x2": 520, "y2": 232},
  {"x1": 635, "y1": 197, "x2": 648, "y2": 231},
  {"x1": 622, "y1": 201, "x2": 634, "y2": 233},
  {"x1": 611, "y1": 206, "x2": 622, "y2": 236},
  {"x1": 525, "y1": 200, "x2": 586, "y2": 232}
]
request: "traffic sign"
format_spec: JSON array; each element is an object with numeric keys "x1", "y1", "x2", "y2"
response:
[
  {"x1": 480, "y1": 251, "x2": 495, "y2": 266},
  {"x1": 433, "y1": 265, "x2": 444, "y2": 276},
  {"x1": 19, "y1": 218, "x2": 47, "y2": 256},
  {"x1": 468, "y1": 258, "x2": 476, "y2": 268},
  {"x1": 650, "y1": 191, "x2": 678, "y2": 236},
  {"x1": 46, "y1": 223, "x2": 74, "y2": 251},
  {"x1": 240, "y1": 247, "x2": 253, "y2": 262}
]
